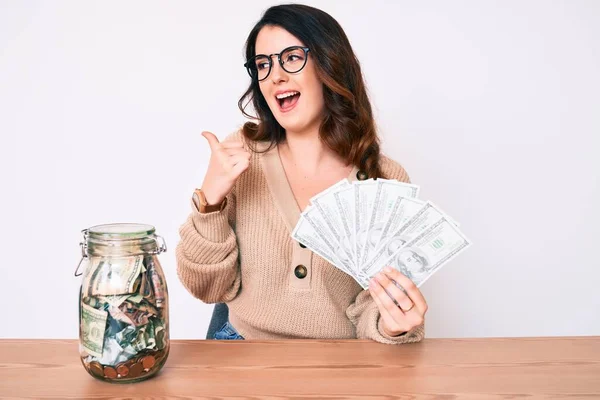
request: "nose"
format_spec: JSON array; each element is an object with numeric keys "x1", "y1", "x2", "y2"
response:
[{"x1": 269, "y1": 56, "x2": 287, "y2": 84}]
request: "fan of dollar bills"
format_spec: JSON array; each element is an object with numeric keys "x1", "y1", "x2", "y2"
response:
[{"x1": 291, "y1": 178, "x2": 471, "y2": 289}]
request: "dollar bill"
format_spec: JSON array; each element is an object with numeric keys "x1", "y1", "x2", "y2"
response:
[
  {"x1": 310, "y1": 179, "x2": 357, "y2": 267},
  {"x1": 146, "y1": 257, "x2": 167, "y2": 308},
  {"x1": 333, "y1": 185, "x2": 357, "y2": 266},
  {"x1": 368, "y1": 216, "x2": 471, "y2": 288},
  {"x1": 302, "y1": 204, "x2": 356, "y2": 274},
  {"x1": 107, "y1": 304, "x2": 136, "y2": 326},
  {"x1": 82, "y1": 257, "x2": 102, "y2": 298},
  {"x1": 98, "y1": 294, "x2": 130, "y2": 308},
  {"x1": 353, "y1": 179, "x2": 380, "y2": 270},
  {"x1": 360, "y1": 180, "x2": 422, "y2": 267},
  {"x1": 81, "y1": 302, "x2": 108, "y2": 358},
  {"x1": 377, "y1": 178, "x2": 420, "y2": 198},
  {"x1": 291, "y1": 212, "x2": 345, "y2": 272},
  {"x1": 127, "y1": 293, "x2": 144, "y2": 303},
  {"x1": 291, "y1": 211, "x2": 366, "y2": 286},
  {"x1": 361, "y1": 201, "x2": 451, "y2": 279},
  {"x1": 362, "y1": 196, "x2": 425, "y2": 265},
  {"x1": 154, "y1": 320, "x2": 166, "y2": 350},
  {"x1": 89, "y1": 255, "x2": 144, "y2": 296}
]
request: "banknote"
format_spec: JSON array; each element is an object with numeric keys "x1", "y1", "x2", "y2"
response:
[
  {"x1": 292, "y1": 208, "x2": 370, "y2": 285},
  {"x1": 332, "y1": 185, "x2": 358, "y2": 270},
  {"x1": 377, "y1": 178, "x2": 420, "y2": 199},
  {"x1": 81, "y1": 302, "x2": 108, "y2": 357},
  {"x1": 362, "y1": 196, "x2": 425, "y2": 266},
  {"x1": 146, "y1": 257, "x2": 167, "y2": 308},
  {"x1": 99, "y1": 294, "x2": 130, "y2": 308},
  {"x1": 303, "y1": 204, "x2": 356, "y2": 274},
  {"x1": 353, "y1": 179, "x2": 380, "y2": 270},
  {"x1": 82, "y1": 257, "x2": 101, "y2": 298},
  {"x1": 291, "y1": 210, "x2": 348, "y2": 275},
  {"x1": 361, "y1": 201, "x2": 452, "y2": 279},
  {"x1": 367, "y1": 216, "x2": 471, "y2": 288},
  {"x1": 360, "y1": 180, "x2": 422, "y2": 267},
  {"x1": 89, "y1": 255, "x2": 144, "y2": 296},
  {"x1": 309, "y1": 179, "x2": 356, "y2": 268}
]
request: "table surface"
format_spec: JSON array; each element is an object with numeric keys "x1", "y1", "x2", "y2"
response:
[{"x1": 1, "y1": 337, "x2": 599, "y2": 399}]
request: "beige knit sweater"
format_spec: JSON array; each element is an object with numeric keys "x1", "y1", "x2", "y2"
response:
[{"x1": 176, "y1": 130, "x2": 425, "y2": 344}]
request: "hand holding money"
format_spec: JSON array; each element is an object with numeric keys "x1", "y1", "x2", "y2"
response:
[
  {"x1": 368, "y1": 266, "x2": 428, "y2": 336},
  {"x1": 291, "y1": 177, "x2": 471, "y2": 291},
  {"x1": 200, "y1": 131, "x2": 251, "y2": 205}
]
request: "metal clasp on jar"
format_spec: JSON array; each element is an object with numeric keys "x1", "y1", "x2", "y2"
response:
[{"x1": 74, "y1": 228, "x2": 90, "y2": 277}]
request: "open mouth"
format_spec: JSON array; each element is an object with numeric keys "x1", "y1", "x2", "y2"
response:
[{"x1": 276, "y1": 91, "x2": 301, "y2": 112}]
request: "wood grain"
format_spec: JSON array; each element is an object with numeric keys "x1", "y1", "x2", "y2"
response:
[{"x1": 1, "y1": 337, "x2": 599, "y2": 399}]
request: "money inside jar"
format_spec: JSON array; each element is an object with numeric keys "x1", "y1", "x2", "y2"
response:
[{"x1": 77, "y1": 223, "x2": 169, "y2": 382}]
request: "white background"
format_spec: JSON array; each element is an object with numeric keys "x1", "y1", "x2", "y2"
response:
[{"x1": 1, "y1": 0, "x2": 598, "y2": 339}]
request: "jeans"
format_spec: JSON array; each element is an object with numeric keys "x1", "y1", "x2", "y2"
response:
[{"x1": 213, "y1": 321, "x2": 245, "y2": 340}]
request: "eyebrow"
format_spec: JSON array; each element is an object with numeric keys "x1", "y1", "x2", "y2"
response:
[{"x1": 254, "y1": 45, "x2": 304, "y2": 55}]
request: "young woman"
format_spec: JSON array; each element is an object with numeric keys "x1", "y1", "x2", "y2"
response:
[{"x1": 176, "y1": 4, "x2": 427, "y2": 344}]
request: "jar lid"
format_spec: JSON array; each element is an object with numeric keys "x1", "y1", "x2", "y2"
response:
[
  {"x1": 75, "y1": 223, "x2": 167, "y2": 275},
  {"x1": 88, "y1": 223, "x2": 156, "y2": 240}
]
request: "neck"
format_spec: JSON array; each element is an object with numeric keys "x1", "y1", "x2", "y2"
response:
[
  {"x1": 279, "y1": 128, "x2": 348, "y2": 176},
  {"x1": 282, "y1": 126, "x2": 323, "y2": 159}
]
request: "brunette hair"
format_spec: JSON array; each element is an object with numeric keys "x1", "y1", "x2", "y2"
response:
[{"x1": 238, "y1": 4, "x2": 385, "y2": 178}]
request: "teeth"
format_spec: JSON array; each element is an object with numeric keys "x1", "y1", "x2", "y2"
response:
[{"x1": 276, "y1": 91, "x2": 299, "y2": 99}]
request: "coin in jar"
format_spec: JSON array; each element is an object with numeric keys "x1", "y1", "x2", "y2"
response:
[
  {"x1": 103, "y1": 366, "x2": 118, "y2": 379},
  {"x1": 116, "y1": 363, "x2": 129, "y2": 377},
  {"x1": 89, "y1": 361, "x2": 104, "y2": 378},
  {"x1": 141, "y1": 355, "x2": 156, "y2": 370},
  {"x1": 128, "y1": 362, "x2": 144, "y2": 378}
]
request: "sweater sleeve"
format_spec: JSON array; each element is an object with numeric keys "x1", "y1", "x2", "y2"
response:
[
  {"x1": 346, "y1": 155, "x2": 425, "y2": 344},
  {"x1": 347, "y1": 290, "x2": 425, "y2": 344},
  {"x1": 175, "y1": 131, "x2": 243, "y2": 304}
]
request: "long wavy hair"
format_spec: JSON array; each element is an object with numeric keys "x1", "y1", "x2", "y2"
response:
[{"x1": 238, "y1": 4, "x2": 385, "y2": 178}]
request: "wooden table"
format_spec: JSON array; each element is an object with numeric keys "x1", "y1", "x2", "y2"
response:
[{"x1": 1, "y1": 337, "x2": 599, "y2": 399}]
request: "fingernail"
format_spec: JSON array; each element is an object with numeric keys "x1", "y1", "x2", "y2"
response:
[{"x1": 384, "y1": 266, "x2": 392, "y2": 273}]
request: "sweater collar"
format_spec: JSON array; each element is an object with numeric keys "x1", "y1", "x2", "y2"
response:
[{"x1": 258, "y1": 140, "x2": 360, "y2": 233}]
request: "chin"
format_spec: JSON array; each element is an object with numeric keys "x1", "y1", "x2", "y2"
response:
[
  {"x1": 277, "y1": 114, "x2": 321, "y2": 135},
  {"x1": 279, "y1": 121, "x2": 306, "y2": 133}
]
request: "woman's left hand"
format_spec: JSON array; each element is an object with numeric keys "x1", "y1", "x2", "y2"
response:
[{"x1": 368, "y1": 266, "x2": 428, "y2": 337}]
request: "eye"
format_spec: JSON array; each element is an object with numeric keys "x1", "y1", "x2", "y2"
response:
[
  {"x1": 253, "y1": 56, "x2": 270, "y2": 71},
  {"x1": 282, "y1": 48, "x2": 305, "y2": 64}
]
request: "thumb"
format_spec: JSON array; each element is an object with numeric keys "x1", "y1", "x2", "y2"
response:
[{"x1": 201, "y1": 131, "x2": 220, "y2": 150}]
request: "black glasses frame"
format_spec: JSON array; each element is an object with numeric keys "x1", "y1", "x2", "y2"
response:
[{"x1": 244, "y1": 46, "x2": 311, "y2": 81}]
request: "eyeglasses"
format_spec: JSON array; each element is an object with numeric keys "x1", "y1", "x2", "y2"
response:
[{"x1": 244, "y1": 46, "x2": 310, "y2": 81}]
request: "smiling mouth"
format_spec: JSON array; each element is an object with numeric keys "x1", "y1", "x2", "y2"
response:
[{"x1": 276, "y1": 92, "x2": 301, "y2": 111}]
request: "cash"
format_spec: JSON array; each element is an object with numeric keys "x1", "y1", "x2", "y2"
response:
[
  {"x1": 83, "y1": 256, "x2": 144, "y2": 297},
  {"x1": 81, "y1": 302, "x2": 108, "y2": 357},
  {"x1": 79, "y1": 254, "x2": 168, "y2": 380},
  {"x1": 291, "y1": 178, "x2": 471, "y2": 289}
]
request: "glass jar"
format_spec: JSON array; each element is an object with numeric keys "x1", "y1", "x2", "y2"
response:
[{"x1": 75, "y1": 223, "x2": 170, "y2": 383}]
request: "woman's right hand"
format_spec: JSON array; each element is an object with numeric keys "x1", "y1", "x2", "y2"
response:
[{"x1": 200, "y1": 131, "x2": 251, "y2": 205}]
